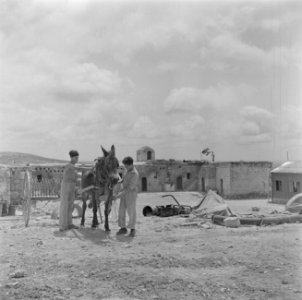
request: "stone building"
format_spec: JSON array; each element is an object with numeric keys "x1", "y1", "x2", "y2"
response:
[
  {"x1": 0, "y1": 147, "x2": 274, "y2": 214},
  {"x1": 215, "y1": 161, "x2": 272, "y2": 199},
  {"x1": 136, "y1": 146, "x2": 155, "y2": 162},
  {"x1": 129, "y1": 159, "x2": 272, "y2": 198},
  {"x1": 271, "y1": 161, "x2": 302, "y2": 204}
]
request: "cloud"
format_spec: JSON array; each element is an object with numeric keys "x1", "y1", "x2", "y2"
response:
[
  {"x1": 258, "y1": 18, "x2": 281, "y2": 32},
  {"x1": 169, "y1": 115, "x2": 205, "y2": 138},
  {"x1": 53, "y1": 63, "x2": 133, "y2": 102},
  {"x1": 0, "y1": 0, "x2": 301, "y2": 161},
  {"x1": 128, "y1": 116, "x2": 161, "y2": 139},
  {"x1": 279, "y1": 105, "x2": 302, "y2": 142},
  {"x1": 164, "y1": 84, "x2": 254, "y2": 114},
  {"x1": 239, "y1": 106, "x2": 274, "y2": 144}
]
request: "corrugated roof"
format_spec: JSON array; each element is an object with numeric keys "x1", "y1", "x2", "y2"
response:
[{"x1": 271, "y1": 161, "x2": 302, "y2": 174}]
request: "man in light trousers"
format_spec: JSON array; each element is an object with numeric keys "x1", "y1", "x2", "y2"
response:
[
  {"x1": 59, "y1": 150, "x2": 79, "y2": 231},
  {"x1": 114, "y1": 156, "x2": 139, "y2": 237}
]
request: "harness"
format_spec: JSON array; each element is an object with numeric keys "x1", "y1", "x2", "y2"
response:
[{"x1": 94, "y1": 158, "x2": 115, "y2": 192}]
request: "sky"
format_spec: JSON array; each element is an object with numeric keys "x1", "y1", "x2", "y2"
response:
[{"x1": 0, "y1": 0, "x2": 301, "y2": 163}]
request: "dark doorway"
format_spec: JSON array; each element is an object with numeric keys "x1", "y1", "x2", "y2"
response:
[
  {"x1": 142, "y1": 177, "x2": 147, "y2": 192},
  {"x1": 220, "y1": 179, "x2": 224, "y2": 195},
  {"x1": 147, "y1": 151, "x2": 152, "y2": 160},
  {"x1": 176, "y1": 176, "x2": 183, "y2": 190},
  {"x1": 201, "y1": 177, "x2": 205, "y2": 192}
]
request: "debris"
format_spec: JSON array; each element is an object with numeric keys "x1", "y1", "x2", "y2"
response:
[
  {"x1": 224, "y1": 217, "x2": 240, "y2": 228},
  {"x1": 9, "y1": 270, "x2": 26, "y2": 278},
  {"x1": 5, "y1": 282, "x2": 20, "y2": 288},
  {"x1": 281, "y1": 279, "x2": 289, "y2": 285},
  {"x1": 251, "y1": 207, "x2": 260, "y2": 212},
  {"x1": 36, "y1": 240, "x2": 43, "y2": 246},
  {"x1": 180, "y1": 222, "x2": 200, "y2": 227},
  {"x1": 200, "y1": 223, "x2": 213, "y2": 229}
]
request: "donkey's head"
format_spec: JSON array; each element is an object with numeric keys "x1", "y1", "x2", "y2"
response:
[{"x1": 95, "y1": 145, "x2": 120, "y2": 187}]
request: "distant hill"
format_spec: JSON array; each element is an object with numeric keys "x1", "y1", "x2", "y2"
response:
[{"x1": 0, "y1": 152, "x2": 67, "y2": 165}]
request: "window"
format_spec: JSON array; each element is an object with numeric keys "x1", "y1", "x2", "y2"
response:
[
  {"x1": 187, "y1": 173, "x2": 191, "y2": 179},
  {"x1": 276, "y1": 180, "x2": 282, "y2": 192},
  {"x1": 37, "y1": 174, "x2": 42, "y2": 182},
  {"x1": 293, "y1": 181, "x2": 300, "y2": 193},
  {"x1": 147, "y1": 151, "x2": 152, "y2": 160}
]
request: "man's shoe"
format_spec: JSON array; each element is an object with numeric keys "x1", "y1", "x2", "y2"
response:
[
  {"x1": 116, "y1": 228, "x2": 127, "y2": 235},
  {"x1": 128, "y1": 229, "x2": 135, "y2": 237}
]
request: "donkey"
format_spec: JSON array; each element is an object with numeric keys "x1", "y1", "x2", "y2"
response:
[{"x1": 80, "y1": 145, "x2": 120, "y2": 231}]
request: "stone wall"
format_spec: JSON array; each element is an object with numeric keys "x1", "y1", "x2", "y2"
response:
[
  {"x1": 215, "y1": 163, "x2": 232, "y2": 196},
  {"x1": 0, "y1": 166, "x2": 11, "y2": 206},
  {"x1": 230, "y1": 162, "x2": 272, "y2": 198},
  {"x1": 199, "y1": 165, "x2": 216, "y2": 192},
  {"x1": 214, "y1": 162, "x2": 272, "y2": 199},
  {"x1": 136, "y1": 147, "x2": 155, "y2": 162},
  {"x1": 10, "y1": 167, "x2": 26, "y2": 205}
]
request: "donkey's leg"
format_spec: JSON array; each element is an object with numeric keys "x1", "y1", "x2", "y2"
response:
[
  {"x1": 98, "y1": 201, "x2": 103, "y2": 224},
  {"x1": 81, "y1": 193, "x2": 88, "y2": 227},
  {"x1": 104, "y1": 190, "x2": 113, "y2": 232},
  {"x1": 91, "y1": 191, "x2": 98, "y2": 228}
]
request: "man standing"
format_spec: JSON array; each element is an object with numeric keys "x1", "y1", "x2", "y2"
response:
[
  {"x1": 114, "y1": 156, "x2": 139, "y2": 237},
  {"x1": 59, "y1": 150, "x2": 79, "y2": 231}
]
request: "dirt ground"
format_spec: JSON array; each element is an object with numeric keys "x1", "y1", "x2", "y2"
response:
[{"x1": 0, "y1": 192, "x2": 302, "y2": 300}]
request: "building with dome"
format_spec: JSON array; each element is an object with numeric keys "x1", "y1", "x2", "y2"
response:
[{"x1": 136, "y1": 146, "x2": 155, "y2": 162}]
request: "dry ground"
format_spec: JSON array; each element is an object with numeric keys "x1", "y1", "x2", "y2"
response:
[{"x1": 0, "y1": 192, "x2": 302, "y2": 300}]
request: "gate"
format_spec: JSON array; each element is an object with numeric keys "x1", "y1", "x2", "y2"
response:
[{"x1": 22, "y1": 165, "x2": 88, "y2": 227}]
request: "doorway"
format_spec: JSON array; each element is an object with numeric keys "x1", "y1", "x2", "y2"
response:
[
  {"x1": 176, "y1": 176, "x2": 183, "y2": 190},
  {"x1": 142, "y1": 177, "x2": 147, "y2": 192},
  {"x1": 201, "y1": 177, "x2": 205, "y2": 192},
  {"x1": 147, "y1": 151, "x2": 152, "y2": 160},
  {"x1": 220, "y1": 179, "x2": 224, "y2": 195}
]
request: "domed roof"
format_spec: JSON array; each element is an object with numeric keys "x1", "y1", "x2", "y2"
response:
[{"x1": 137, "y1": 146, "x2": 154, "y2": 152}]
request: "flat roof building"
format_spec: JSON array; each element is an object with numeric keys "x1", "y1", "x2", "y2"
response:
[{"x1": 271, "y1": 161, "x2": 302, "y2": 204}]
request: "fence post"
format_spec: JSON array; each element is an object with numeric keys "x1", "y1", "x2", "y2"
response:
[{"x1": 23, "y1": 169, "x2": 32, "y2": 227}]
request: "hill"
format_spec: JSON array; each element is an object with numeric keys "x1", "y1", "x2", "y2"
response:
[{"x1": 0, "y1": 152, "x2": 67, "y2": 165}]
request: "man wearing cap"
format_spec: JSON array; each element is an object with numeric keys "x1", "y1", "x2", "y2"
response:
[
  {"x1": 114, "y1": 156, "x2": 139, "y2": 237},
  {"x1": 59, "y1": 150, "x2": 79, "y2": 231}
]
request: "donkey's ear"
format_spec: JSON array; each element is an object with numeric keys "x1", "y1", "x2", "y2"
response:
[
  {"x1": 101, "y1": 145, "x2": 109, "y2": 157},
  {"x1": 110, "y1": 145, "x2": 116, "y2": 156}
]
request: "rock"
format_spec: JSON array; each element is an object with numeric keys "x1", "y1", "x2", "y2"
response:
[
  {"x1": 252, "y1": 207, "x2": 260, "y2": 212},
  {"x1": 200, "y1": 223, "x2": 212, "y2": 229},
  {"x1": 51, "y1": 207, "x2": 59, "y2": 220},
  {"x1": 224, "y1": 217, "x2": 240, "y2": 228},
  {"x1": 9, "y1": 270, "x2": 26, "y2": 278},
  {"x1": 5, "y1": 282, "x2": 20, "y2": 288},
  {"x1": 282, "y1": 279, "x2": 289, "y2": 284},
  {"x1": 36, "y1": 240, "x2": 43, "y2": 246}
]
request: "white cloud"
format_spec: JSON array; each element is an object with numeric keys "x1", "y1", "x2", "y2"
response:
[
  {"x1": 259, "y1": 18, "x2": 281, "y2": 32},
  {"x1": 164, "y1": 84, "x2": 254, "y2": 114},
  {"x1": 279, "y1": 105, "x2": 302, "y2": 142},
  {"x1": 128, "y1": 116, "x2": 161, "y2": 139},
  {"x1": 0, "y1": 1, "x2": 301, "y2": 161},
  {"x1": 239, "y1": 106, "x2": 274, "y2": 144},
  {"x1": 169, "y1": 115, "x2": 205, "y2": 138}
]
